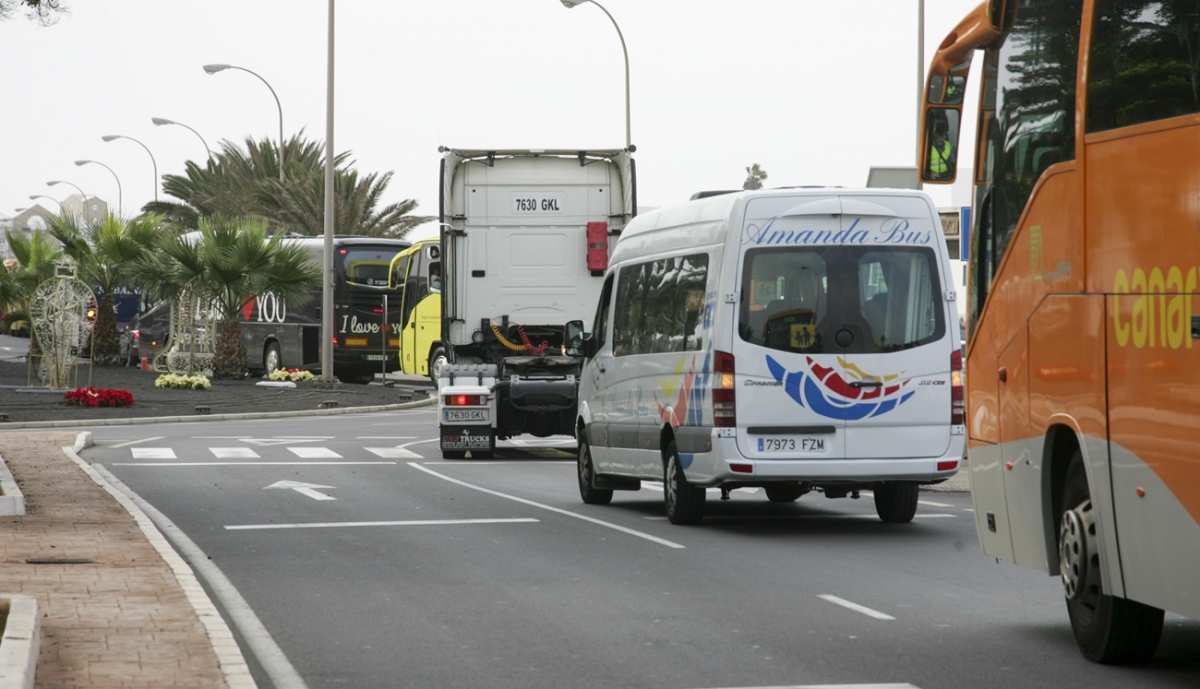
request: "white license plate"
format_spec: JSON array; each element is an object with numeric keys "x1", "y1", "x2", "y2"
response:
[
  {"x1": 365, "y1": 354, "x2": 388, "y2": 361},
  {"x1": 444, "y1": 409, "x2": 488, "y2": 422},
  {"x1": 757, "y1": 436, "x2": 827, "y2": 453}
]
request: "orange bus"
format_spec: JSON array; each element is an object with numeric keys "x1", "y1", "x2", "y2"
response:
[{"x1": 919, "y1": 0, "x2": 1200, "y2": 665}]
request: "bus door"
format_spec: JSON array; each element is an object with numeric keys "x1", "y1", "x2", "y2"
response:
[{"x1": 396, "y1": 243, "x2": 442, "y2": 376}]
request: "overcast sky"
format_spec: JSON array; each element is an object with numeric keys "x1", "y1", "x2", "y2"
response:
[{"x1": 2, "y1": 0, "x2": 980, "y2": 242}]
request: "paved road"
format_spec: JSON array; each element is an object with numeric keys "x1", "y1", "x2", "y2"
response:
[{"x1": 83, "y1": 409, "x2": 1200, "y2": 689}]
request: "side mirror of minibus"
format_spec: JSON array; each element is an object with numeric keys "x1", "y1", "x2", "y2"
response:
[{"x1": 564, "y1": 320, "x2": 589, "y2": 358}]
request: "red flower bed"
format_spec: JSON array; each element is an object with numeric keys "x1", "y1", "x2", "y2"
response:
[{"x1": 63, "y1": 387, "x2": 135, "y2": 408}]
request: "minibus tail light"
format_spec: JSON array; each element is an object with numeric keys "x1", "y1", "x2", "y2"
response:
[
  {"x1": 950, "y1": 349, "x2": 965, "y2": 426},
  {"x1": 713, "y1": 350, "x2": 736, "y2": 427}
]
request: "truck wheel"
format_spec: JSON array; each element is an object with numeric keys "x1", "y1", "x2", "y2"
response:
[
  {"x1": 1059, "y1": 452, "x2": 1163, "y2": 664},
  {"x1": 664, "y1": 441, "x2": 705, "y2": 525},
  {"x1": 442, "y1": 450, "x2": 466, "y2": 460},
  {"x1": 263, "y1": 342, "x2": 281, "y2": 376},
  {"x1": 428, "y1": 346, "x2": 447, "y2": 388},
  {"x1": 765, "y1": 486, "x2": 806, "y2": 503},
  {"x1": 874, "y1": 482, "x2": 919, "y2": 523},
  {"x1": 578, "y1": 434, "x2": 613, "y2": 505}
]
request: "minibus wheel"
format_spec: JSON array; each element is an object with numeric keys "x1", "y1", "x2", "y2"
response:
[
  {"x1": 873, "y1": 482, "x2": 918, "y2": 523},
  {"x1": 664, "y1": 441, "x2": 705, "y2": 525},
  {"x1": 577, "y1": 435, "x2": 613, "y2": 505},
  {"x1": 1059, "y1": 452, "x2": 1163, "y2": 664}
]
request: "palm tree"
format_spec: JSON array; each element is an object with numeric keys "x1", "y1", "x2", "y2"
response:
[
  {"x1": 145, "y1": 217, "x2": 321, "y2": 379},
  {"x1": 48, "y1": 214, "x2": 167, "y2": 365},
  {"x1": 743, "y1": 163, "x2": 769, "y2": 190},
  {"x1": 0, "y1": 228, "x2": 64, "y2": 359},
  {"x1": 143, "y1": 133, "x2": 432, "y2": 238}
]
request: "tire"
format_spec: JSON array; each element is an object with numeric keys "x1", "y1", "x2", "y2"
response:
[
  {"x1": 428, "y1": 346, "x2": 447, "y2": 388},
  {"x1": 664, "y1": 441, "x2": 705, "y2": 525},
  {"x1": 874, "y1": 482, "x2": 919, "y2": 523},
  {"x1": 441, "y1": 450, "x2": 466, "y2": 460},
  {"x1": 1059, "y1": 452, "x2": 1163, "y2": 664},
  {"x1": 765, "y1": 486, "x2": 806, "y2": 503},
  {"x1": 263, "y1": 342, "x2": 281, "y2": 376},
  {"x1": 578, "y1": 433, "x2": 613, "y2": 505}
]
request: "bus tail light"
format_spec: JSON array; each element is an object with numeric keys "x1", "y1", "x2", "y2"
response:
[
  {"x1": 713, "y1": 350, "x2": 736, "y2": 427},
  {"x1": 445, "y1": 394, "x2": 484, "y2": 406},
  {"x1": 950, "y1": 349, "x2": 964, "y2": 426}
]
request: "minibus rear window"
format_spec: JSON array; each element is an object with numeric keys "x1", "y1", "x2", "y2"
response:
[{"x1": 738, "y1": 246, "x2": 944, "y2": 354}]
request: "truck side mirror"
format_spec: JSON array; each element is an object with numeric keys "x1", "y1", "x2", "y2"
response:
[{"x1": 565, "y1": 320, "x2": 587, "y2": 357}]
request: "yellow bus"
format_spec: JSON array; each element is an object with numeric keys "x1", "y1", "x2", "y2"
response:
[
  {"x1": 920, "y1": 0, "x2": 1200, "y2": 665},
  {"x1": 388, "y1": 238, "x2": 444, "y2": 385}
]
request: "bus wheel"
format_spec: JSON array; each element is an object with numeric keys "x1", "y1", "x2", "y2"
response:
[
  {"x1": 263, "y1": 342, "x2": 281, "y2": 376},
  {"x1": 1059, "y1": 453, "x2": 1163, "y2": 664},
  {"x1": 578, "y1": 434, "x2": 613, "y2": 505},
  {"x1": 874, "y1": 482, "x2": 918, "y2": 523},
  {"x1": 664, "y1": 441, "x2": 704, "y2": 525},
  {"x1": 428, "y1": 346, "x2": 447, "y2": 387},
  {"x1": 765, "y1": 485, "x2": 806, "y2": 503}
]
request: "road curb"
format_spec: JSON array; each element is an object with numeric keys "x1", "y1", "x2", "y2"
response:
[
  {"x1": 0, "y1": 458, "x2": 23, "y2": 516},
  {"x1": 0, "y1": 396, "x2": 436, "y2": 430},
  {"x1": 0, "y1": 594, "x2": 39, "y2": 689},
  {"x1": 62, "y1": 432, "x2": 260, "y2": 689}
]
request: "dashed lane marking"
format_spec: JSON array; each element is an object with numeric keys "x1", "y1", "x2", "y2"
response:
[
  {"x1": 364, "y1": 447, "x2": 424, "y2": 459},
  {"x1": 287, "y1": 447, "x2": 342, "y2": 459},
  {"x1": 131, "y1": 447, "x2": 177, "y2": 460},
  {"x1": 817, "y1": 594, "x2": 897, "y2": 621},
  {"x1": 211, "y1": 448, "x2": 261, "y2": 459}
]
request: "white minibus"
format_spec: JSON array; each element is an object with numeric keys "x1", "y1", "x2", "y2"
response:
[{"x1": 569, "y1": 188, "x2": 965, "y2": 525}]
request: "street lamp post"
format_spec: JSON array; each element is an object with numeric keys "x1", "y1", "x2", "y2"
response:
[
  {"x1": 560, "y1": 0, "x2": 632, "y2": 151},
  {"x1": 102, "y1": 134, "x2": 158, "y2": 202},
  {"x1": 319, "y1": 0, "x2": 336, "y2": 385},
  {"x1": 46, "y1": 180, "x2": 91, "y2": 220},
  {"x1": 204, "y1": 63, "x2": 286, "y2": 181},
  {"x1": 152, "y1": 117, "x2": 213, "y2": 162},
  {"x1": 917, "y1": 0, "x2": 925, "y2": 168},
  {"x1": 28, "y1": 194, "x2": 63, "y2": 212},
  {"x1": 75, "y1": 160, "x2": 122, "y2": 214}
]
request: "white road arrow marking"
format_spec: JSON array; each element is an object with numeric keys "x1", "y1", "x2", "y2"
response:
[{"x1": 264, "y1": 480, "x2": 337, "y2": 501}]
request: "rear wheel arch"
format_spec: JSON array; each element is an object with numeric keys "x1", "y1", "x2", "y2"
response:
[
  {"x1": 1044, "y1": 423, "x2": 1083, "y2": 575},
  {"x1": 659, "y1": 424, "x2": 677, "y2": 472}
]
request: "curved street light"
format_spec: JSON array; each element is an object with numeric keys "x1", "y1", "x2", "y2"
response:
[
  {"x1": 28, "y1": 194, "x2": 63, "y2": 212},
  {"x1": 204, "y1": 63, "x2": 285, "y2": 181},
  {"x1": 152, "y1": 117, "x2": 213, "y2": 162},
  {"x1": 46, "y1": 180, "x2": 92, "y2": 220},
  {"x1": 75, "y1": 159, "x2": 122, "y2": 214},
  {"x1": 560, "y1": 0, "x2": 632, "y2": 151},
  {"x1": 102, "y1": 134, "x2": 158, "y2": 202}
]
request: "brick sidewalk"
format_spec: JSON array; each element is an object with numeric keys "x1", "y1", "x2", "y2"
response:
[{"x1": 0, "y1": 431, "x2": 245, "y2": 688}]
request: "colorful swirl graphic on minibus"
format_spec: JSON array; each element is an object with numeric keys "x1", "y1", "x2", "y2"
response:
[
  {"x1": 656, "y1": 350, "x2": 713, "y2": 428},
  {"x1": 765, "y1": 355, "x2": 914, "y2": 420}
]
